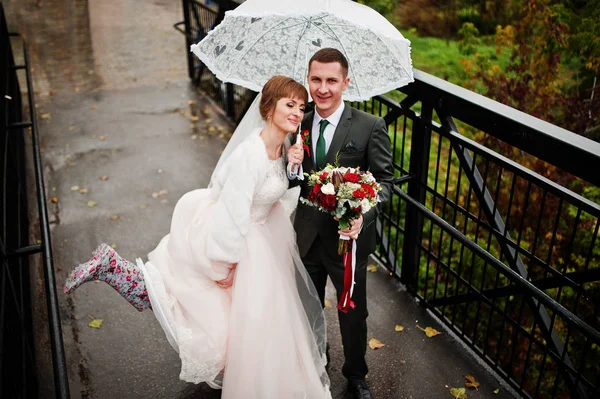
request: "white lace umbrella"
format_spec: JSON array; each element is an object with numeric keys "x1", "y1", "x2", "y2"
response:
[{"x1": 190, "y1": 0, "x2": 413, "y2": 101}]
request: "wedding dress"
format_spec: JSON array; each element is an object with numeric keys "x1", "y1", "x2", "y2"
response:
[{"x1": 137, "y1": 130, "x2": 331, "y2": 398}]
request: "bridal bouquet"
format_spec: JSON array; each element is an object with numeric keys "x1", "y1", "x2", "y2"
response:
[{"x1": 300, "y1": 164, "x2": 382, "y2": 312}]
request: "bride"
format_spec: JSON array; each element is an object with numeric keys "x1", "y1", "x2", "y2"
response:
[{"x1": 64, "y1": 76, "x2": 331, "y2": 398}]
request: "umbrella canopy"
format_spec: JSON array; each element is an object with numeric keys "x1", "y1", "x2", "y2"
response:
[{"x1": 191, "y1": 0, "x2": 413, "y2": 101}]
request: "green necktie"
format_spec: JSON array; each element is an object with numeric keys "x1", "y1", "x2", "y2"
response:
[{"x1": 316, "y1": 119, "x2": 329, "y2": 169}]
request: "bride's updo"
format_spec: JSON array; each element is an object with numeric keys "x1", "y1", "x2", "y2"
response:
[{"x1": 259, "y1": 76, "x2": 308, "y2": 121}]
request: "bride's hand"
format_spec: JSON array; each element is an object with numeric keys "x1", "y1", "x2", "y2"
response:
[
  {"x1": 216, "y1": 263, "x2": 237, "y2": 288},
  {"x1": 287, "y1": 142, "x2": 304, "y2": 166}
]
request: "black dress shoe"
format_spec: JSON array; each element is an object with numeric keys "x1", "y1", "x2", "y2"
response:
[
  {"x1": 325, "y1": 343, "x2": 331, "y2": 367},
  {"x1": 348, "y1": 379, "x2": 374, "y2": 399}
]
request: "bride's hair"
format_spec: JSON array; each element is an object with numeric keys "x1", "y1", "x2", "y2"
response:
[{"x1": 259, "y1": 76, "x2": 308, "y2": 120}]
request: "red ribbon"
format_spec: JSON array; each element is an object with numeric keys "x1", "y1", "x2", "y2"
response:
[{"x1": 337, "y1": 250, "x2": 356, "y2": 313}]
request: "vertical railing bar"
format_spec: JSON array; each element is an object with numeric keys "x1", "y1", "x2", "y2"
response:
[
  {"x1": 429, "y1": 130, "x2": 444, "y2": 302},
  {"x1": 469, "y1": 157, "x2": 492, "y2": 345},
  {"x1": 457, "y1": 151, "x2": 478, "y2": 338},
  {"x1": 494, "y1": 172, "x2": 519, "y2": 368},
  {"x1": 482, "y1": 166, "x2": 506, "y2": 359},
  {"x1": 438, "y1": 137, "x2": 455, "y2": 317},
  {"x1": 448, "y1": 156, "x2": 464, "y2": 327}
]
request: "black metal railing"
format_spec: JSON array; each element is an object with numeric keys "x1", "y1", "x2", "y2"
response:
[
  {"x1": 176, "y1": 0, "x2": 256, "y2": 123},
  {"x1": 353, "y1": 71, "x2": 600, "y2": 399},
  {"x1": 1, "y1": 4, "x2": 70, "y2": 398},
  {"x1": 178, "y1": 1, "x2": 600, "y2": 398}
]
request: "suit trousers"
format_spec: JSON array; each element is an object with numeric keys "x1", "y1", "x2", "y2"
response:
[{"x1": 302, "y1": 236, "x2": 369, "y2": 381}]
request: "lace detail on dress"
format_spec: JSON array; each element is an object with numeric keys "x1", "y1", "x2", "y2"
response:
[
  {"x1": 250, "y1": 157, "x2": 287, "y2": 224},
  {"x1": 178, "y1": 325, "x2": 225, "y2": 386}
]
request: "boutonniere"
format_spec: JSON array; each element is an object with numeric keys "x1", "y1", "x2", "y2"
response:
[{"x1": 301, "y1": 129, "x2": 311, "y2": 157}]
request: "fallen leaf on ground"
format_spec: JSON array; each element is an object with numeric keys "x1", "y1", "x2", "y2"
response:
[
  {"x1": 493, "y1": 389, "x2": 500, "y2": 394},
  {"x1": 70, "y1": 185, "x2": 80, "y2": 191},
  {"x1": 100, "y1": 175, "x2": 109, "y2": 181},
  {"x1": 208, "y1": 126, "x2": 216, "y2": 132},
  {"x1": 50, "y1": 197, "x2": 59, "y2": 203},
  {"x1": 450, "y1": 387, "x2": 467, "y2": 399},
  {"x1": 205, "y1": 118, "x2": 213, "y2": 123},
  {"x1": 110, "y1": 215, "x2": 120, "y2": 221},
  {"x1": 90, "y1": 105, "x2": 96, "y2": 110},
  {"x1": 190, "y1": 115, "x2": 199, "y2": 122},
  {"x1": 465, "y1": 375, "x2": 479, "y2": 390},
  {"x1": 395, "y1": 325, "x2": 405, "y2": 332},
  {"x1": 68, "y1": 126, "x2": 76, "y2": 131},
  {"x1": 367, "y1": 264, "x2": 378, "y2": 272},
  {"x1": 139, "y1": 204, "x2": 147, "y2": 209},
  {"x1": 368, "y1": 338, "x2": 385, "y2": 350},
  {"x1": 79, "y1": 188, "x2": 88, "y2": 194},
  {"x1": 87, "y1": 316, "x2": 104, "y2": 329},
  {"x1": 99, "y1": 136, "x2": 107, "y2": 141},
  {"x1": 416, "y1": 325, "x2": 441, "y2": 337},
  {"x1": 87, "y1": 200, "x2": 97, "y2": 207},
  {"x1": 40, "y1": 112, "x2": 52, "y2": 120},
  {"x1": 68, "y1": 162, "x2": 76, "y2": 167},
  {"x1": 158, "y1": 189, "x2": 168, "y2": 196},
  {"x1": 110, "y1": 243, "x2": 118, "y2": 249},
  {"x1": 188, "y1": 99, "x2": 196, "y2": 105},
  {"x1": 324, "y1": 299, "x2": 333, "y2": 308}
]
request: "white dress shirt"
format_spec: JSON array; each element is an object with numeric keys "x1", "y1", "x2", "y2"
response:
[{"x1": 288, "y1": 102, "x2": 346, "y2": 180}]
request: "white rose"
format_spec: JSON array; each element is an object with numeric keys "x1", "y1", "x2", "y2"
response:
[
  {"x1": 321, "y1": 183, "x2": 336, "y2": 195},
  {"x1": 361, "y1": 198, "x2": 371, "y2": 213}
]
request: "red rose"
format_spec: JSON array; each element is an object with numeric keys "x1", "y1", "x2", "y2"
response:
[
  {"x1": 319, "y1": 171, "x2": 329, "y2": 180},
  {"x1": 353, "y1": 189, "x2": 367, "y2": 199},
  {"x1": 320, "y1": 194, "x2": 337, "y2": 211},
  {"x1": 313, "y1": 183, "x2": 322, "y2": 194},
  {"x1": 344, "y1": 172, "x2": 361, "y2": 183},
  {"x1": 361, "y1": 184, "x2": 376, "y2": 198},
  {"x1": 308, "y1": 190, "x2": 319, "y2": 203}
]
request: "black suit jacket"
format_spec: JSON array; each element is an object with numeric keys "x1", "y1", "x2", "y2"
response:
[{"x1": 291, "y1": 104, "x2": 394, "y2": 259}]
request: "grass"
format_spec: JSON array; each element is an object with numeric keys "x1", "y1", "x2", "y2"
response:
[{"x1": 399, "y1": 29, "x2": 511, "y2": 86}]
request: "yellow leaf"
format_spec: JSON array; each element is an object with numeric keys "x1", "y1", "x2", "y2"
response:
[
  {"x1": 188, "y1": 99, "x2": 196, "y2": 105},
  {"x1": 450, "y1": 387, "x2": 467, "y2": 399},
  {"x1": 205, "y1": 118, "x2": 213, "y2": 123},
  {"x1": 87, "y1": 200, "x2": 97, "y2": 207},
  {"x1": 79, "y1": 188, "x2": 88, "y2": 194},
  {"x1": 68, "y1": 126, "x2": 76, "y2": 131},
  {"x1": 40, "y1": 112, "x2": 52, "y2": 120},
  {"x1": 100, "y1": 175, "x2": 109, "y2": 181},
  {"x1": 395, "y1": 325, "x2": 405, "y2": 332},
  {"x1": 465, "y1": 375, "x2": 479, "y2": 390},
  {"x1": 368, "y1": 338, "x2": 385, "y2": 350},
  {"x1": 110, "y1": 243, "x2": 118, "y2": 249},
  {"x1": 367, "y1": 264, "x2": 378, "y2": 272},
  {"x1": 416, "y1": 325, "x2": 441, "y2": 337},
  {"x1": 70, "y1": 185, "x2": 80, "y2": 191},
  {"x1": 110, "y1": 215, "x2": 120, "y2": 221},
  {"x1": 50, "y1": 197, "x2": 59, "y2": 203},
  {"x1": 493, "y1": 389, "x2": 500, "y2": 394},
  {"x1": 324, "y1": 299, "x2": 333, "y2": 308},
  {"x1": 87, "y1": 315, "x2": 104, "y2": 329},
  {"x1": 190, "y1": 115, "x2": 199, "y2": 122}
]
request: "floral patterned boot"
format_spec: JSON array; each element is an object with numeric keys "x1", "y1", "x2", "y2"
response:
[{"x1": 63, "y1": 243, "x2": 151, "y2": 312}]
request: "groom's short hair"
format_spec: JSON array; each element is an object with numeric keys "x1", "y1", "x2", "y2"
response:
[{"x1": 309, "y1": 48, "x2": 349, "y2": 77}]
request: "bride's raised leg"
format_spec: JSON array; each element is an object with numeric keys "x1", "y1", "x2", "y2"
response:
[{"x1": 63, "y1": 243, "x2": 151, "y2": 312}]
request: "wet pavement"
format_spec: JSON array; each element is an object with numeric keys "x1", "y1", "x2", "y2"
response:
[{"x1": 5, "y1": 0, "x2": 516, "y2": 398}]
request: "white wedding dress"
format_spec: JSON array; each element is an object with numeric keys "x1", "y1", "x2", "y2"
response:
[{"x1": 137, "y1": 131, "x2": 331, "y2": 398}]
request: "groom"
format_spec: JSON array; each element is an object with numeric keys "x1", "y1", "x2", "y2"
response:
[{"x1": 288, "y1": 48, "x2": 393, "y2": 399}]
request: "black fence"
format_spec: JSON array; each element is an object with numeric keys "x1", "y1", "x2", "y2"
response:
[
  {"x1": 176, "y1": 0, "x2": 256, "y2": 123},
  {"x1": 1, "y1": 4, "x2": 69, "y2": 398},
  {"x1": 358, "y1": 72, "x2": 600, "y2": 399},
  {"x1": 180, "y1": 1, "x2": 600, "y2": 398}
]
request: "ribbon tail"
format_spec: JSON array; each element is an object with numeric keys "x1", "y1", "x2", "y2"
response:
[{"x1": 337, "y1": 241, "x2": 357, "y2": 313}]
